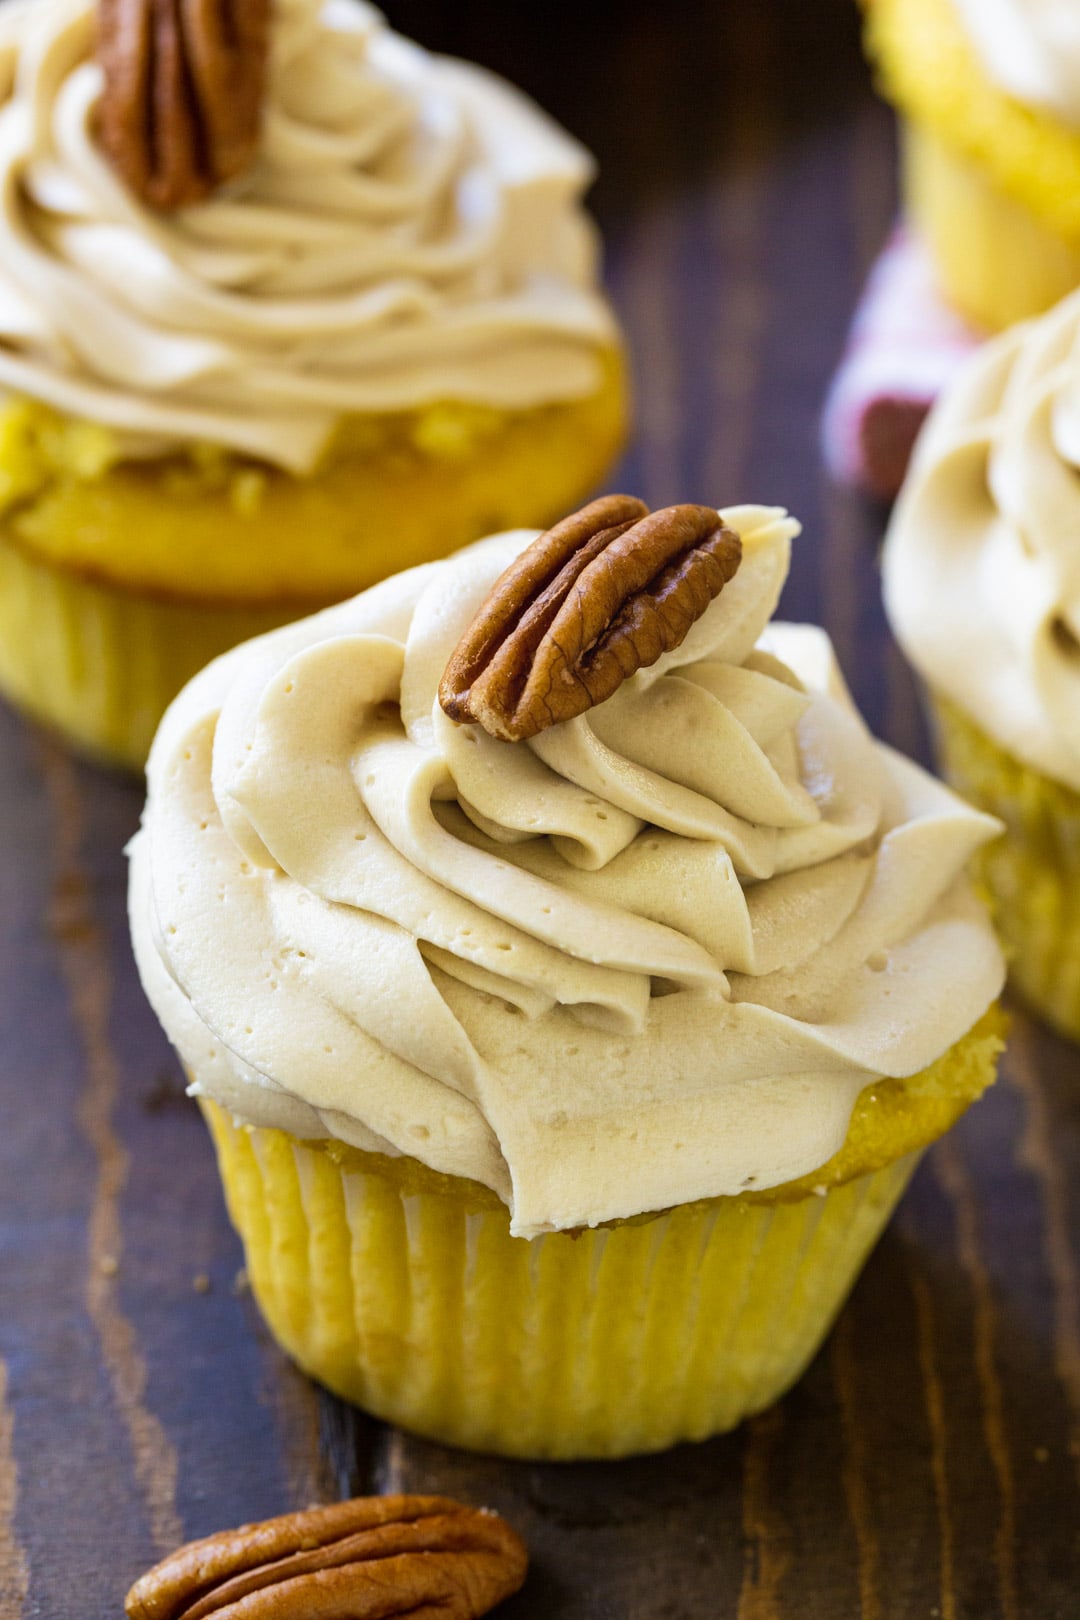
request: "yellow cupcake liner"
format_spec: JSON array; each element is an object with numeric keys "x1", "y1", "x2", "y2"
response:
[
  {"x1": 929, "y1": 694, "x2": 1080, "y2": 1043},
  {"x1": 903, "y1": 125, "x2": 1080, "y2": 330},
  {"x1": 199, "y1": 1013, "x2": 1001, "y2": 1459},
  {"x1": 204, "y1": 1103, "x2": 918, "y2": 1460},
  {"x1": 0, "y1": 529, "x2": 290, "y2": 771},
  {"x1": 866, "y1": 0, "x2": 1080, "y2": 246}
]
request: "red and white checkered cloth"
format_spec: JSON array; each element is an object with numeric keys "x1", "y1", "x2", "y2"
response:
[{"x1": 823, "y1": 227, "x2": 983, "y2": 501}]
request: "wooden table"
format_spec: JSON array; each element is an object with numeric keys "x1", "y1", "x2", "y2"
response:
[{"x1": 2, "y1": 2, "x2": 1079, "y2": 1615}]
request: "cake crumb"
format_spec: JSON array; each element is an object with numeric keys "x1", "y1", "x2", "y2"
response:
[
  {"x1": 192, "y1": 1273, "x2": 211, "y2": 1295},
  {"x1": 230, "y1": 469, "x2": 267, "y2": 517},
  {"x1": 99, "y1": 1254, "x2": 119, "y2": 1277},
  {"x1": 231, "y1": 1267, "x2": 250, "y2": 1296}
]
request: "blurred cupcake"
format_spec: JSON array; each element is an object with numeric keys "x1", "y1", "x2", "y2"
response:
[
  {"x1": 0, "y1": 0, "x2": 626, "y2": 769},
  {"x1": 866, "y1": 0, "x2": 1080, "y2": 330},
  {"x1": 130, "y1": 497, "x2": 1005, "y2": 1459},
  {"x1": 884, "y1": 288, "x2": 1080, "y2": 1039}
]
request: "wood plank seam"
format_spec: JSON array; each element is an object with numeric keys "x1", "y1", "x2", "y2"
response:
[
  {"x1": 909, "y1": 1260, "x2": 958, "y2": 1620},
  {"x1": 701, "y1": 0, "x2": 772, "y2": 506},
  {"x1": 933, "y1": 1139, "x2": 1020, "y2": 1620},
  {"x1": 0, "y1": 1358, "x2": 29, "y2": 1620},
  {"x1": 1009, "y1": 1020, "x2": 1080, "y2": 1487},
  {"x1": 831, "y1": 1311, "x2": 884, "y2": 1620},
  {"x1": 736, "y1": 1405, "x2": 791, "y2": 1620},
  {"x1": 40, "y1": 742, "x2": 183, "y2": 1559}
]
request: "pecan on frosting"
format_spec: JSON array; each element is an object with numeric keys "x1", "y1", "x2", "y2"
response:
[
  {"x1": 97, "y1": 0, "x2": 270, "y2": 211},
  {"x1": 125, "y1": 1494, "x2": 528, "y2": 1620},
  {"x1": 439, "y1": 495, "x2": 743, "y2": 741}
]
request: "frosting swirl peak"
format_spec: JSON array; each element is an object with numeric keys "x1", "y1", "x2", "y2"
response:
[
  {"x1": 0, "y1": 0, "x2": 616, "y2": 470},
  {"x1": 884, "y1": 288, "x2": 1080, "y2": 792},
  {"x1": 131, "y1": 506, "x2": 1004, "y2": 1236}
]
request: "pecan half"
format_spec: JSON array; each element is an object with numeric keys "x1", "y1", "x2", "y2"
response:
[
  {"x1": 439, "y1": 496, "x2": 743, "y2": 741},
  {"x1": 125, "y1": 1495, "x2": 528, "y2": 1620},
  {"x1": 97, "y1": 0, "x2": 270, "y2": 211}
]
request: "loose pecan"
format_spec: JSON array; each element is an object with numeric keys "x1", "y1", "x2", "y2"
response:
[
  {"x1": 124, "y1": 1494, "x2": 528, "y2": 1620},
  {"x1": 439, "y1": 496, "x2": 742, "y2": 741},
  {"x1": 97, "y1": 0, "x2": 270, "y2": 211}
]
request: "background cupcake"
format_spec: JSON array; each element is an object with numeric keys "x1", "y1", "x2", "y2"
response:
[
  {"x1": 0, "y1": 0, "x2": 627, "y2": 769},
  {"x1": 884, "y1": 286, "x2": 1080, "y2": 1041},
  {"x1": 865, "y1": 0, "x2": 1080, "y2": 331},
  {"x1": 130, "y1": 496, "x2": 1005, "y2": 1460}
]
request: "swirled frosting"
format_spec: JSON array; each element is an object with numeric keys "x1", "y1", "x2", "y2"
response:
[
  {"x1": 951, "y1": 0, "x2": 1080, "y2": 128},
  {"x1": 884, "y1": 289, "x2": 1080, "y2": 792},
  {"x1": 0, "y1": 0, "x2": 616, "y2": 471},
  {"x1": 130, "y1": 505, "x2": 1004, "y2": 1236}
]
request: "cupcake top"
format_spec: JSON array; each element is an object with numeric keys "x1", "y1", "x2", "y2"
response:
[
  {"x1": 0, "y1": 0, "x2": 617, "y2": 471},
  {"x1": 130, "y1": 502, "x2": 1004, "y2": 1237},
  {"x1": 884, "y1": 289, "x2": 1080, "y2": 793},
  {"x1": 950, "y1": 0, "x2": 1080, "y2": 127}
]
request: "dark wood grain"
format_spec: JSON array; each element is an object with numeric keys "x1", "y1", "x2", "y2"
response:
[{"x1": 2, "y1": 2, "x2": 1079, "y2": 1616}]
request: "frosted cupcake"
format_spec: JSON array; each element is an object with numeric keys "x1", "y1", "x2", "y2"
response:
[
  {"x1": 130, "y1": 496, "x2": 1005, "y2": 1459},
  {"x1": 865, "y1": 0, "x2": 1080, "y2": 329},
  {"x1": 0, "y1": 0, "x2": 626, "y2": 769},
  {"x1": 885, "y1": 289, "x2": 1080, "y2": 1042}
]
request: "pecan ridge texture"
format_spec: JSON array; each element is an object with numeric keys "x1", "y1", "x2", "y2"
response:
[
  {"x1": 439, "y1": 494, "x2": 743, "y2": 741},
  {"x1": 124, "y1": 1494, "x2": 528, "y2": 1620},
  {"x1": 97, "y1": 0, "x2": 270, "y2": 211}
]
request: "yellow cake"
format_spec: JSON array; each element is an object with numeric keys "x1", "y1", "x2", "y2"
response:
[
  {"x1": 884, "y1": 288, "x2": 1080, "y2": 1041},
  {"x1": 0, "y1": 0, "x2": 627, "y2": 768},
  {"x1": 130, "y1": 499, "x2": 1006, "y2": 1458},
  {"x1": 866, "y1": 0, "x2": 1080, "y2": 329}
]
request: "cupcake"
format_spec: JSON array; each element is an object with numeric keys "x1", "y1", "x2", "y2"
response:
[
  {"x1": 885, "y1": 289, "x2": 1080, "y2": 1042},
  {"x1": 865, "y1": 0, "x2": 1080, "y2": 330},
  {"x1": 130, "y1": 496, "x2": 1005, "y2": 1459},
  {"x1": 0, "y1": 0, "x2": 626, "y2": 770}
]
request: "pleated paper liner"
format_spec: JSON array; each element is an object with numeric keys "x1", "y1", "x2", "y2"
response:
[
  {"x1": 200, "y1": 1010, "x2": 1002, "y2": 1459},
  {"x1": 904, "y1": 125, "x2": 1080, "y2": 330},
  {"x1": 866, "y1": 0, "x2": 1080, "y2": 329},
  {"x1": 0, "y1": 531, "x2": 288, "y2": 771},
  {"x1": 931, "y1": 693, "x2": 1080, "y2": 1043}
]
